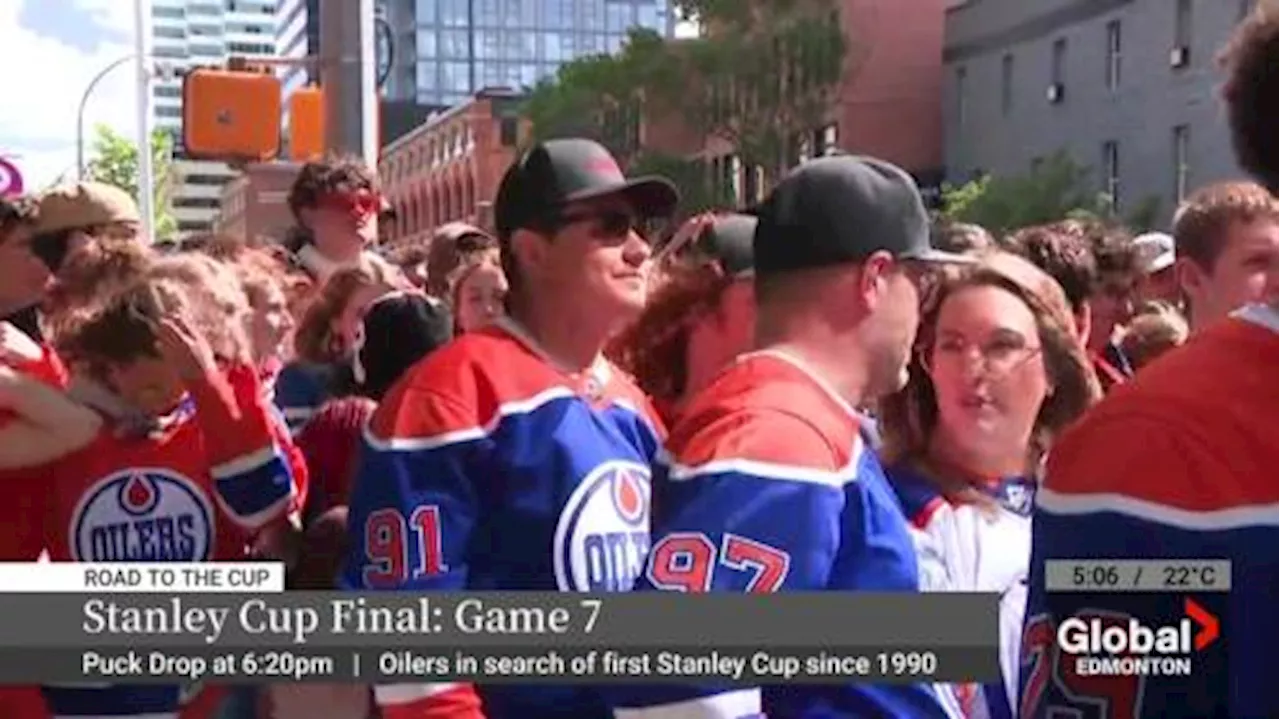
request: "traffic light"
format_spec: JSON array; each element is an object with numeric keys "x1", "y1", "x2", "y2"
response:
[
  {"x1": 182, "y1": 68, "x2": 281, "y2": 161},
  {"x1": 288, "y1": 86, "x2": 325, "y2": 162}
]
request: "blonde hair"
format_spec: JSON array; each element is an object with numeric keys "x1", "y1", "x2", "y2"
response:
[
  {"x1": 1121, "y1": 302, "x2": 1189, "y2": 370},
  {"x1": 147, "y1": 254, "x2": 252, "y2": 363},
  {"x1": 878, "y1": 251, "x2": 1101, "y2": 497}
]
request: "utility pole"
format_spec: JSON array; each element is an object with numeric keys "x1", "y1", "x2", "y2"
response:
[{"x1": 320, "y1": 0, "x2": 379, "y2": 169}]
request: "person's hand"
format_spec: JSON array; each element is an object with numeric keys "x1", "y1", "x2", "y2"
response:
[
  {"x1": 0, "y1": 321, "x2": 42, "y2": 365},
  {"x1": 154, "y1": 313, "x2": 219, "y2": 381}
]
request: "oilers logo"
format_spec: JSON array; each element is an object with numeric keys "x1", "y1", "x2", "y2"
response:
[
  {"x1": 71, "y1": 468, "x2": 214, "y2": 562},
  {"x1": 553, "y1": 460, "x2": 651, "y2": 592}
]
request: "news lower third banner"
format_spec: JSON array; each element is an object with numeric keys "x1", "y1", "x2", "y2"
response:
[{"x1": 0, "y1": 590, "x2": 999, "y2": 685}]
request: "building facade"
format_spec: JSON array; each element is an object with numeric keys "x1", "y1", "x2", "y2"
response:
[
  {"x1": 640, "y1": 0, "x2": 949, "y2": 208},
  {"x1": 943, "y1": 0, "x2": 1253, "y2": 220},
  {"x1": 152, "y1": 0, "x2": 279, "y2": 234},
  {"x1": 214, "y1": 161, "x2": 300, "y2": 241},
  {"x1": 276, "y1": 0, "x2": 320, "y2": 97},
  {"x1": 381, "y1": 0, "x2": 676, "y2": 106},
  {"x1": 378, "y1": 89, "x2": 529, "y2": 244}
]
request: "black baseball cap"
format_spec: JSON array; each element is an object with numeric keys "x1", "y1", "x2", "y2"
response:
[
  {"x1": 494, "y1": 138, "x2": 679, "y2": 239},
  {"x1": 753, "y1": 155, "x2": 971, "y2": 275},
  {"x1": 354, "y1": 291, "x2": 453, "y2": 401},
  {"x1": 694, "y1": 214, "x2": 756, "y2": 277}
]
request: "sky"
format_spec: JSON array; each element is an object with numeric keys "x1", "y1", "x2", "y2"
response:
[
  {"x1": 0, "y1": 1, "x2": 697, "y2": 195},
  {"x1": 0, "y1": 0, "x2": 142, "y2": 194}
]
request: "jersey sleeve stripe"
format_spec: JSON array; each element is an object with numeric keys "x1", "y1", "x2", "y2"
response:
[
  {"x1": 209, "y1": 445, "x2": 280, "y2": 479},
  {"x1": 614, "y1": 689, "x2": 763, "y2": 719},
  {"x1": 1036, "y1": 487, "x2": 1280, "y2": 530},
  {"x1": 374, "y1": 683, "x2": 466, "y2": 704},
  {"x1": 211, "y1": 448, "x2": 294, "y2": 529},
  {"x1": 366, "y1": 387, "x2": 576, "y2": 451}
]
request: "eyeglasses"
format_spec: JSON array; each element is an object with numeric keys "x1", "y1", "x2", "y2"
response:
[
  {"x1": 556, "y1": 209, "x2": 644, "y2": 240},
  {"x1": 924, "y1": 333, "x2": 1043, "y2": 376},
  {"x1": 317, "y1": 190, "x2": 381, "y2": 220}
]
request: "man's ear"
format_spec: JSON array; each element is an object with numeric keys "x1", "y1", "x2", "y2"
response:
[
  {"x1": 1175, "y1": 257, "x2": 1206, "y2": 300},
  {"x1": 297, "y1": 207, "x2": 317, "y2": 232},
  {"x1": 508, "y1": 228, "x2": 549, "y2": 282},
  {"x1": 858, "y1": 251, "x2": 896, "y2": 310}
]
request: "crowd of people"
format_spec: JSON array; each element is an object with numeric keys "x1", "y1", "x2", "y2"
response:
[{"x1": 0, "y1": 2, "x2": 1274, "y2": 718}]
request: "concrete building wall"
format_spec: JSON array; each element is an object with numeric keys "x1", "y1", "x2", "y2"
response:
[{"x1": 943, "y1": 0, "x2": 1254, "y2": 222}]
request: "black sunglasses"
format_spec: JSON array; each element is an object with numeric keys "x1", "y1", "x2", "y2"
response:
[{"x1": 555, "y1": 209, "x2": 648, "y2": 239}]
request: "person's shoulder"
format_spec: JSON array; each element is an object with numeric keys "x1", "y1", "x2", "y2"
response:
[{"x1": 368, "y1": 328, "x2": 563, "y2": 443}]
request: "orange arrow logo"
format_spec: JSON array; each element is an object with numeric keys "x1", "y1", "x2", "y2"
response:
[{"x1": 1185, "y1": 598, "x2": 1219, "y2": 650}]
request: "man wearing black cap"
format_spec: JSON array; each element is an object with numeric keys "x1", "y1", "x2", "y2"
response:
[
  {"x1": 617, "y1": 156, "x2": 970, "y2": 719},
  {"x1": 341, "y1": 139, "x2": 675, "y2": 719}
]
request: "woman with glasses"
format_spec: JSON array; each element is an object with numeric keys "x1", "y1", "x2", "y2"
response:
[
  {"x1": 607, "y1": 212, "x2": 757, "y2": 424},
  {"x1": 877, "y1": 251, "x2": 1100, "y2": 719}
]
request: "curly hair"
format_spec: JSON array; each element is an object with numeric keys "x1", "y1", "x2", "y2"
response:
[
  {"x1": 1219, "y1": 0, "x2": 1279, "y2": 194},
  {"x1": 1006, "y1": 221, "x2": 1099, "y2": 315},
  {"x1": 606, "y1": 260, "x2": 735, "y2": 412},
  {"x1": 58, "y1": 267, "x2": 222, "y2": 381},
  {"x1": 1172, "y1": 181, "x2": 1279, "y2": 269},
  {"x1": 286, "y1": 155, "x2": 378, "y2": 250},
  {"x1": 147, "y1": 253, "x2": 253, "y2": 364},
  {"x1": 43, "y1": 239, "x2": 155, "y2": 342},
  {"x1": 0, "y1": 195, "x2": 38, "y2": 241}
]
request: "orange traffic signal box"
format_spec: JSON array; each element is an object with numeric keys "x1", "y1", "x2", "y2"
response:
[
  {"x1": 182, "y1": 68, "x2": 282, "y2": 162},
  {"x1": 288, "y1": 87, "x2": 325, "y2": 162}
]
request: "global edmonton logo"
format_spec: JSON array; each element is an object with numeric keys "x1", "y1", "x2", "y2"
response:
[
  {"x1": 553, "y1": 460, "x2": 651, "y2": 593},
  {"x1": 1058, "y1": 599, "x2": 1219, "y2": 677},
  {"x1": 71, "y1": 469, "x2": 214, "y2": 562}
]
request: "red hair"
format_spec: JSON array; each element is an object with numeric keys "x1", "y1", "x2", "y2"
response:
[{"x1": 607, "y1": 260, "x2": 734, "y2": 419}]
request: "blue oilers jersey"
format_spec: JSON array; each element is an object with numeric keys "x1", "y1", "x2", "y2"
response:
[
  {"x1": 613, "y1": 351, "x2": 958, "y2": 719},
  {"x1": 340, "y1": 318, "x2": 664, "y2": 719},
  {"x1": 889, "y1": 463, "x2": 1033, "y2": 719}
]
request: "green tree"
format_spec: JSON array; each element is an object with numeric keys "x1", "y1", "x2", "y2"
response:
[
  {"x1": 939, "y1": 152, "x2": 1160, "y2": 235},
  {"x1": 84, "y1": 124, "x2": 178, "y2": 241},
  {"x1": 522, "y1": 0, "x2": 848, "y2": 215}
]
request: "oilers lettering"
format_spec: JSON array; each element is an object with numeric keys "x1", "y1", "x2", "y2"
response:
[
  {"x1": 72, "y1": 469, "x2": 215, "y2": 563},
  {"x1": 87, "y1": 514, "x2": 199, "y2": 561},
  {"x1": 554, "y1": 460, "x2": 653, "y2": 592},
  {"x1": 583, "y1": 530, "x2": 650, "y2": 592}
]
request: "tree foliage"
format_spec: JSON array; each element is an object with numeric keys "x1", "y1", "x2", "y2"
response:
[
  {"x1": 939, "y1": 152, "x2": 1160, "y2": 236},
  {"x1": 84, "y1": 124, "x2": 178, "y2": 241},
  {"x1": 522, "y1": 0, "x2": 847, "y2": 218}
]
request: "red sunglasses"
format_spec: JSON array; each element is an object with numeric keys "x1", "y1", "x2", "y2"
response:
[{"x1": 317, "y1": 190, "x2": 381, "y2": 219}]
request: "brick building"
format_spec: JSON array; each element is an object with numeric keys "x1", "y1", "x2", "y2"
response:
[
  {"x1": 215, "y1": 162, "x2": 302, "y2": 242},
  {"x1": 640, "y1": 0, "x2": 949, "y2": 207},
  {"x1": 378, "y1": 88, "x2": 530, "y2": 245}
]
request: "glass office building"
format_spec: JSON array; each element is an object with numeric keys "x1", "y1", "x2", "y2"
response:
[{"x1": 386, "y1": 0, "x2": 675, "y2": 106}]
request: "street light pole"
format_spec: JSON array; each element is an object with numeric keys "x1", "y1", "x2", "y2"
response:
[
  {"x1": 134, "y1": 0, "x2": 156, "y2": 241},
  {"x1": 76, "y1": 54, "x2": 136, "y2": 180}
]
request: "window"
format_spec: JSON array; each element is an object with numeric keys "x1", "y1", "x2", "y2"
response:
[
  {"x1": 1172, "y1": 124, "x2": 1190, "y2": 201},
  {"x1": 1102, "y1": 140, "x2": 1120, "y2": 208},
  {"x1": 1000, "y1": 53, "x2": 1014, "y2": 116},
  {"x1": 441, "y1": 30, "x2": 470, "y2": 58},
  {"x1": 543, "y1": 32, "x2": 566, "y2": 62},
  {"x1": 1051, "y1": 37, "x2": 1067, "y2": 86},
  {"x1": 955, "y1": 66, "x2": 967, "y2": 128},
  {"x1": 1105, "y1": 20, "x2": 1122, "y2": 90},
  {"x1": 415, "y1": 0, "x2": 438, "y2": 22},
  {"x1": 1174, "y1": 0, "x2": 1193, "y2": 67},
  {"x1": 477, "y1": 31, "x2": 499, "y2": 59},
  {"x1": 417, "y1": 30, "x2": 438, "y2": 57}
]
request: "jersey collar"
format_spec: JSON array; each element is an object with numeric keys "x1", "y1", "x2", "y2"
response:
[
  {"x1": 495, "y1": 316, "x2": 612, "y2": 390},
  {"x1": 740, "y1": 348, "x2": 862, "y2": 423},
  {"x1": 1232, "y1": 303, "x2": 1280, "y2": 334}
]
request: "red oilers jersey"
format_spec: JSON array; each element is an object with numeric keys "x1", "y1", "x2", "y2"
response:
[{"x1": 40, "y1": 364, "x2": 305, "y2": 719}]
